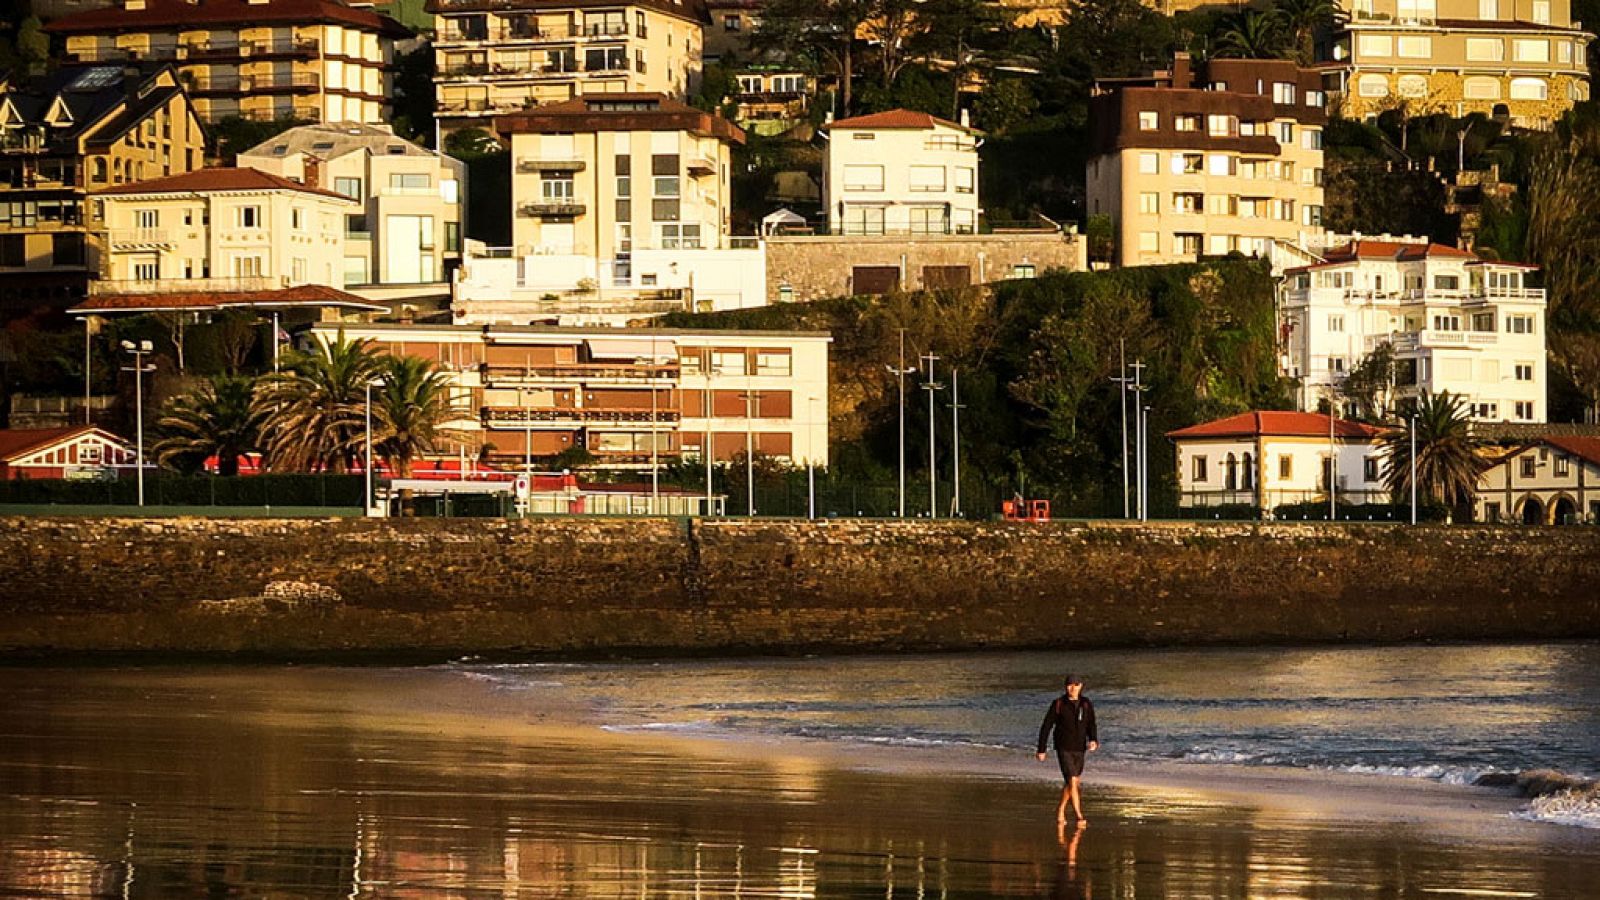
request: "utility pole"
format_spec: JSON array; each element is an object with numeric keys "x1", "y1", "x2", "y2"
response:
[
  {"x1": 921, "y1": 351, "x2": 942, "y2": 518},
  {"x1": 739, "y1": 383, "x2": 764, "y2": 517},
  {"x1": 1328, "y1": 402, "x2": 1338, "y2": 521},
  {"x1": 119, "y1": 340, "x2": 155, "y2": 507},
  {"x1": 703, "y1": 363, "x2": 720, "y2": 517},
  {"x1": 950, "y1": 367, "x2": 964, "y2": 518},
  {"x1": 885, "y1": 329, "x2": 916, "y2": 517},
  {"x1": 1111, "y1": 341, "x2": 1133, "y2": 518},
  {"x1": 1410, "y1": 412, "x2": 1418, "y2": 525},
  {"x1": 1129, "y1": 359, "x2": 1147, "y2": 520}
]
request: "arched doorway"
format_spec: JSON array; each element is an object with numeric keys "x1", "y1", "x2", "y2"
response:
[
  {"x1": 1225, "y1": 453, "x2": 1238, "y2": 492},
  {"x1": 1242, "y1": 453, "x2": 1255, "y2": 491},
  {"x1": 1520, "y1": 496, "x2": 1545, "y2": 525},
  {"x1": 1553, "y1": 496, "x2": 1577, "y2": 525}
]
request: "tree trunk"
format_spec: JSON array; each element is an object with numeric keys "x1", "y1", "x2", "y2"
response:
[{"x1": 841, "y1": 41, "x2": 853, "y2": 115}]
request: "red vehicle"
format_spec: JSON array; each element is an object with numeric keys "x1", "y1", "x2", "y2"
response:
[{"x1": 1001, "y1": 498, "x2": 1051, "y2": 522}]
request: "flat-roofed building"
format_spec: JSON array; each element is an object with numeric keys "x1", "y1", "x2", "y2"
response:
[
  {"x1": 823, "y1": 109, "x2": 981, "y2": 237},
  {"x1": 0, "y1": 64, "x2": 205, "y2": 314},
  {"x1": 429, "y1": 0, "x2": 707, "y2": 137},
  {"x1": 1280, "y1": 238, "x2": 1547, "y2": 423},
  {"x1": 1086, "y1": 55, "x2": 1327, "y2": 267},
  {"x1": 46, "y1": 0, "x2": 409, "y2": 125},
  {"x1": 309, "y1": 321, "x2": 831, "y2": 473},
  {"x1": 455, "y1": 93, "x2": 763, "y2": 325},
  {"x1": 239, "y1": 122, "x2": 467, "y2": 299},
  {"x1": 1322, "y1": 0, "x2": 1592, "y2": 129}
]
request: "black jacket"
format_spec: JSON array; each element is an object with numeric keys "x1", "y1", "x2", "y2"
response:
[{"x1": 1037, "y1": 694, "x2": 1098, "y2": 753}]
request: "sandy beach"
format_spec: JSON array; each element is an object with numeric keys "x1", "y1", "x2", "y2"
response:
[{"x1": 2, "y1": 663, "x2": 1598, "y2": 898}]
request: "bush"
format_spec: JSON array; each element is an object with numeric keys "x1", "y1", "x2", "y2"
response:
[{"x1": 1272, "y1": 500, "x2": 1450, "y2": 522}]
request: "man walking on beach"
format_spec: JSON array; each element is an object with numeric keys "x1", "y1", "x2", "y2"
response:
[{"x1": 1037, "y1": 673, "x2": 1099, "y2": 825}]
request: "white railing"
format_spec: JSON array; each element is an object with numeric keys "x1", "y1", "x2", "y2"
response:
[{"x1": 89, "y1": 276, "x2": 280, "y2": 296}]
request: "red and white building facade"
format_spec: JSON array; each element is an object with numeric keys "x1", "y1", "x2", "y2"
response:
[{"x1": 0, "y1": 426, "x2": 138, "y2": 480}]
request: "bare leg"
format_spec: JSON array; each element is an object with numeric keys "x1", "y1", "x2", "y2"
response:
[
  {"x1": 1068, "y1": 776, "x2": 1087, "y2": 824},
  {"x1": 1056, "y1": 785, "x2": 1070, "y2": 823}
]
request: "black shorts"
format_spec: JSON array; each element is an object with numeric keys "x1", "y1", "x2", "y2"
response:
[{"x1": 1057, "y1": 750, "x2": 1086, "y2": 781}]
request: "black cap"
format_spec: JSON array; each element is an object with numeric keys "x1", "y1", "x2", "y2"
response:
[{"x1": 1064, "y1": 673, "x2": 1082, "y2": 686}]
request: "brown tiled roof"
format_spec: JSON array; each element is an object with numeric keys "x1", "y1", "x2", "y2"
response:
[
  {"x1": 1432, "y1": 18, "x2": 1587, "y2": 31},
  {"x1": 46, "y1": 0, "x2": 411, "y2": 37},
  {"x1": 495, "y1": 92, "x2": 745, "y2": 144},
  {"x1": 0, "y1": 426, "x2": 124, "y2": 463},
  {"x1": 1167, "y1": 411, "x2": 1390, "y2": 440},
  {"x1": 827, "y1": 109, "x2": 977, "y2": 134},
  {"x1": 93, "y1": 166, "x2": 356, "y2": 202},
  {"x1": 1543, "y1": 436, "x2": 1600, "y2": 467},
  {"x1": 70, "y1": 284, "x2": 388, "y2": 314}
]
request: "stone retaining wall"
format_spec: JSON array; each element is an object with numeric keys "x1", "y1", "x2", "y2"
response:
[{"x1": 2, "y1": 517, "x2": 1597, "y2": 658}]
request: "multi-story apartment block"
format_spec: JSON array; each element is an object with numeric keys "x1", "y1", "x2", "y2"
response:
[
  {"x1": 0, "y1": 64, "x2": 205, "y2": 314},
  {"x1": 46, "y1": 0, "x2": 409, "y2": 125},
  {"x1": 1322, "y1": 0, "x2": 1592, "y2": 128},
  {"x1": 702, "y1": 0, "x2": 759, "y2": 62},
  {"x1": 824, "y1": 110, "x2": 981, "y2": 236},
  {"x1": 310, "y1": 321, "x2": 830, "y2": 473},
  {"x1": 1168, "y1": 410, "x2": 1392, "y2": 512},
  {"x1": 1280, "y1": 238, "x2": 1548, "y2": 422},
  {"x1": 93, "y1": 166, "x2": 358, "y2": 292},
  {"x1": 454, "y1": 92, "x2": 764, "y2": 324},
  {"x1": 238, "y1": 122, "x2": 466, "y2": 294},
  {"x1": 1087, "y1": 55, "x2": 1327, "y2": 268},
  {"x1": 428, "y1": 0, "x2": 707, "y2": 137}
]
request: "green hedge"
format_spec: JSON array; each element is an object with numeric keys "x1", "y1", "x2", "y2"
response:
[{"x1": 0, "y1": 474, "x2": 365, "y2": 508}]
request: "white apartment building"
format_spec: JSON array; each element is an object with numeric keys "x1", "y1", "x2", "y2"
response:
[
  {"x1": 1168, "y1": 410, "x2": 1392, "y2": 512},
  {"x1": 1280, "y1": 239, "x2": 1547, "y2": 422},
  {"x1": 309, "y1": 322, "x2": 831, "y2": 472},
  {"x1": 823, "y1": 110, "x2": 981, "y2": 236},
  {"x1": 453, "y1": 93, "x2": 764, "y2": 326},
  {"x1": 238, "y1": 122, "x2": 467, "y2": 295},
  {"x1": 93, "y1": 166, "x2": 357, "y2": 290}
]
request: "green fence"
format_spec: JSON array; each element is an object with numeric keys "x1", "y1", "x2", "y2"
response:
[{"x1": 0, "y1": 474, "x2": 365, "y2": 509}]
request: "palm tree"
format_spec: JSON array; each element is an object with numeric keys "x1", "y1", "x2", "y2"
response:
[
  {"x1": 372, "y1": 354, "x2": 467, "y2": 480},
  {"x1": 1382, "y1": 390, "x2": 1489, "y2": 510},
  {"x1": 253, "y1": 332, "x2": 383, "y2": 472},
  {"x1": 1273, "y1": 0, "x2": 1341, "y2": 65},
  {"x1": 1216, "y1": 10, "x2": 1287, "y2": 60},
  {"x1": 152, "y1": 375, "x2": 263, "y2": 476}
]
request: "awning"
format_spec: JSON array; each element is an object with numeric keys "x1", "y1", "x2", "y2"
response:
[{"x1": 585, "y1": 337, "x2": 677, "y2": 362}]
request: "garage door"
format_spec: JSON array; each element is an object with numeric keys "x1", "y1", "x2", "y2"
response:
[{"x1": 852, "y1": 266, "x2": 900, "y2": 296}]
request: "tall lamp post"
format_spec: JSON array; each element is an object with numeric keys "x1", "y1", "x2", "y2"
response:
[
  {"x1": 950, "y1": 367, "x2": 963, "y2": 518},
  {"x1": 78, "y1": 316, "x2": 93, "y2": 425},
  {"x1": 885, "y1": 329, "x2": 915, "y2": 517},
  {"x1": 1410, "y1": 412, "x2": 1418, "y2": 525},
  {"x1": 1110, "y1": 341, "x2": 1133, "y2": 518},
  {"x1": 119, "y1": 340, "x2": 155, "y2": 507},
  {"x1": 365, "y1": 378, "x2": 376, "y2": 517},
  {"x1": 806, "y1": 395, "x2": 820, "y2": 520},
  {"x1": 739, "y1": 382, "x2": 764, "y2": 517},
  {"x1": 703, "y1": 362, "x2": 721, "y2": 517},
  {"x1": 920, "y1": 351, "x2": 942, "y2": 519}
]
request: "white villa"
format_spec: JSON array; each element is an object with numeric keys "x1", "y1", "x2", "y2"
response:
[
  {"x1": 1167, "y1": 410, "x2": 1391, "y2": 513},
  {"x1": 823, "y1": 109, "x2": 981, "y2": 236},
  {"x1": 1280, "y1": 239, "x2": 1547, "y2": 422}
]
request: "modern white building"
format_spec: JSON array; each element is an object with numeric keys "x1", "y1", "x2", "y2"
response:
[
  {"x1": 1168, "y1": 410, "x2": 1391, "y2": 512},
  {"x1": 309, "y1": 322, "x2": 831, "y2": 473},
  {"x1": 1280, "y1": 239, "x2": 1547, "y2": 422},
  {"x1": 823, "y1": 109, "x2": 981, "y2": 236},
  {"x1": 452, "y1": 93, "x2": 765, "y2": 326},
  {"x1": 1474, "y1": 435, "x2": 1600, "y2": 524},
  {"x1": 238, "y1": 122, "x2": 467, "y2": 300}
]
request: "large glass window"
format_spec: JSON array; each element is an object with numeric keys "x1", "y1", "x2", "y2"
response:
[{"x1": 842, "y1": 165, "x2": 884, "y2": 191}]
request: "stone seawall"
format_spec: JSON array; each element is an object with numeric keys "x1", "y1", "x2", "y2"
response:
[{"x1": 2, "y1": 517, "x2": 1598, "y2": 658}]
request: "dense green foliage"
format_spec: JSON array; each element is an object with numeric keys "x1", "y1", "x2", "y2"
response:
[{"x1": 664, "y1": 261, "x2": 1290, "y2": 515}]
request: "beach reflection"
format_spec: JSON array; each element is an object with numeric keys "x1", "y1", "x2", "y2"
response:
[{"x1": 1, "y1": 666, "x2": 1597, "y2": 898}]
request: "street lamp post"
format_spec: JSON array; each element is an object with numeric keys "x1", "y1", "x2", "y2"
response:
[
  {"x1": 78, "y1": 316, "x2": 93, "y2": 425},
  {"x1": 119, "y1": 340, "x2": 155, "y2": 507},
  {"x1": 885, "y1": 329, "x2": 915, "y2": 517},
  {"x1": 950, "y1": 367, "x2": 963, "y2": 518},
  {"x1": 1110, "y1": 341, "x2": 1132, "y2": 518},
  {"x1": 920, "y1": 351, "x2": 942, "y2": 519},
  {"x1": 1410, "y1": 412, "x2": 1418, "y2": 525},
  {"x1": 1129, "y1": 360, "x2": 1147, "y2": 519},
  {"x1": 806, "y1": 395, "x2": 819, "y2": 520},
  {"x1": 1328, "y1": 401, "x2": 1338, "y2": 521},
  {"x1": 365, "y1": 379, "x2": 375, "y2": 516},
  {"x1": 703, "y1": 363, "x2": 721, "y2": 517},
  {"x1": 739, "y1": 382, "x2": 763, "y2": 517}
]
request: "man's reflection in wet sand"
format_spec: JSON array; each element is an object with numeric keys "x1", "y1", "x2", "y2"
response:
[{"x1": 1053, "y1": 820, "x2": 1090, "y2": 899}]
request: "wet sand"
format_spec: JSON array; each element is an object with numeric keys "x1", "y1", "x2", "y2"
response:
[{"x1": 2, "y1": 666, "x2": 1597, "y2": 897}]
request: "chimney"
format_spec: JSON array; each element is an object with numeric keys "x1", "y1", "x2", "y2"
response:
[
  {"x1": 959, "y1": 108, "x2": 970, "y2": 128},
  {"x1": 303, "y1": 156, "x2": 322, "y2": 189},
  {"x1": 1172, "y1": 52, "x2": 1193, "y2": 90},
  {"x1": 122, "y1": 65, "x2": 142, "y2": 100}
]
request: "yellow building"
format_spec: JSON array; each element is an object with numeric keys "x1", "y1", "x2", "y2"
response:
[
  {"x1": 429, "y1": 0, "x2": 708, "y2": 137},
  {"x1": 0, "y1": 64, "x2": 205, "y2": 313},
  {"x1": 1323, "y1": 0, "x2": 1592, "y2": 127},
  {"x1": 93, "y1": 166, "x2": 358, "y2": 292},
  {"x1": 1086, "y1": 56, "x2": 1328, "y2": 267},
  {"x1": 46, "y1": 0, "x2": 409, "y2": 125}
]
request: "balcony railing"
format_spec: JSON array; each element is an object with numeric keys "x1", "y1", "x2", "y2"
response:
[
  {"x1": 482, "y1": 362, "x2": 678, "y2": 384},
  {"x1": 516, "y1": 158, "x2": 586, "y2": 173},
  {"x1": 108, "y1": 229, "x2": 175, "y2": 249},
  {"x1": 483, "y1": 407, "x2": 681, "y2": 425},
  {"x1": 0, "y1": 129, "x2": 46, "y2": 153},
  {"x1": 89, "y1": 276, "x2": 280, "y2": 296},
  {"x1": 517, "y1": 200, "x2": 585, "y2": 218}
]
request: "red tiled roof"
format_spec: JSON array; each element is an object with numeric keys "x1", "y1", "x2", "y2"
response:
[
  {"x1": 69, "y1": 284, "x2": 388, "y2": 314},
  {"x1": 93, "y1": 166, "x2": 356, "y2": 201},
  {"x1": 1546, "y1": 436, "x2": 1600, "y2": 468},
  {"x1": 45, "y1": 0, "x2": 411, "y2": 37},
  {"x1": 827, "y1": 109, "x2": 977, "y2": 134},
  {"x1": 0, "y1": 426, "x2": 123, "y2": 463},
  {"x1": 495, "y1": 92, "x2": 745, "y2": 144},
  {"x1": 1167, "y1": 411, "x2": 1390, "y2": 440},
  {"x1": 1324, "y1": 240, "x2": 1477, "y2": 263}
]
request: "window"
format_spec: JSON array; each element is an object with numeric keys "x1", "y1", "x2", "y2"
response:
[
  {"x1": 291, "y1": 207, "x2": 304, "y2": 230},
  {"x1": 1364, "y1": 457, "x2": 1380, "y2": 482},
  {"x1": 232, "y1": 255, "x2": 263, "y2": 277},
  {"x1": 909, "y1": 165, "x2": 946, "y2": 192},
  {"x1": 1473, "y1": 402, "x2": 1499, "y2": 419},
  {"x1": 237, "y1": 206, "x2": 260, "y2": 228},
  {"x1": 1138, "y1": 152, "x2": 1159, "y2": 175},
  {"x1": 1272, "y1": 82, "x2": 1296, "y2": 104},
  {"x1": 1507, "y1": 315, "x2": 1536, "y2": 334},
  {"x1": 1435, "y1": 274, "x2": 1461, "y2": 290},
  {"x1": 1303, "y1": 129, "x2": 1323, "y2": 150},
  {"x1": 1466, "y1": 38, "x2": 1505, "y2": 61},
  {"x1": 292, "y1": 257, "x2": 307, "y2": 282},
  {"x1": 1480, "y1": 0, "x2": 1498, "y2": 18},
  {"x1": 1012, "y1": 264, "x2": 1036, "y2": 279},
  {"x1": 1329, "y1": 315, "x2": 1344, "y2": 332},
  {"x1": 1398, "y1": 36, "x2": 1432, "y2": 58},
  {"x1": 1206, "y1": 194, "x2": 1237, "y2": 216},
  {"x1": 389, "y1": 173, "x2": 431, "y2": 192},
  {"x1": 954, "y1": 167, "x2": 975, "y2": 194},
  {"x1": 1330, "y1": 356, "x2": 1346, "y2": 373},
  {"x1": 1139, "y1": 111, "x2": 1158, "y2": 130},
  {"x1": 1467, "y1": 75, "x2": 1502, "y2": 98},
  {"x1": 1139, "y1": 192, "x2": 1159, "y2": 214},
  {"x1": 1518, "y1": 401, "x2": 1536, "y2": 421},
  {"x1": 132, "y1": 255, "x2": 159, "y2": 280},
  {"x1": 585, "y1": 46, "x2": 627, "y2": 72},
  {"x1": 842, "y1": 164, "x2": 884, "y2": 191},
  {"x1": 1521, "y1": 455, "x2": 1538, "y2": 477},
  {"x1": 1514, "y1": 39, "x2": 1549, "y2": 62},
  {"x1": 135, "y1": 208, "x2": 158, "y2": 229},
  {"x1": 1173, "y1": 153, "x2": 1203, "y2": 175},
  {"x1": 442, "y1": 179, "x2": 459, "y2": 204},
  {"x1": 1358, "y1": 74, "x2": 1389, "y2": 97},
  {"x1": 1516, "y1": 363, "x2": 1534, "y2": 381},
  {"x1": 659, "y1": 223, "x2": 703, "y2": 249},
  {"x1": 334, "y1": 176, "x2": 362, "y2": 200},
  {"x1": 1306, "y1": 90, "x2": 1326, "y2": 108},
  {"x1": 1175, "y1": 233, "x2": 1201, "y2": 256},
  {"x1": 445, "y1": 221, "x2": 461, "y2": 253},
  {"x1": 1433, "y1": 314, "x2": 1461, "y2": 331},
  {"x1": 542, "y1": 176, "x2": 574, "y2": 201},
  {"x1": 1174, "y1": 114, "x2": 1199, "y2": 132},
  {"x1": 1192, "y1": 455, "x2": 1208, "y2": 482},
  {"x1": 712, "y1": 350, "x2": 746, "y2": 376},
  {"x1": 1207, "y1": 114, "x2": 1233, "y2": 136},
  {"x1": 1510, "y1": 78, "x2": 1548, "y2": 101},
  {"x1": 1138, "y1": 231, "x2": 1159, "y2": 253},
  {"x1": 755, "y1": 351, "x2": 791, "y2": 376},
  {"x1": 723, "y1": 13, "x2": 740, "y2": 31},
  {"x1": 1359, "y1": 35, "x2": 1393, "y2": 57},
  {"x1": 1398, "y1": 75, "x2": 1429, "y2": 98},
  {"x1": 1533, "y1": 0, "x2": 1550, "y2": 23},
  {"x1": 1485, "y1": 502, "x2": 1502, "y2": 523},
  {"x1": 1277, "y1": 122, "x2": 1294, "y2": 144},
  {"x1": 1207, "y1": 154, "x2": 1234, "y2": 176},
  {"x1": 346, "y1": 214, "x2": 369, "y2": 237},
  {"x1": 1472, "y1": 312, "x2": 1495, "y2": 332},
  {"x1": 843, "y1": 206, "x2": 885, "y2": 234},
  {"x1": 1173, "y1": 192, "x2": 1202, "y2": 214},
  {"x1": 1279, "y1": 455, "x2": 1293, "y2": 479},
  {"x1": 652, "y1": 176, "x2": 680, "y2": 197}
]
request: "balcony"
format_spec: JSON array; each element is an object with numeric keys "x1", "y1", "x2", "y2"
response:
[
  {"x1": 89, "y1": 276, "x2": 282, "y2": 296},
  {"x1": 516, "y1": 158, "x2": 586, "y2": 173},
  {"x1": 686, "y1": 157, "x2": 717, "y2": 177},
  {"x1": 517, "y1": 200, "x2": 585, "y2": 218},
  {"x1": 481, "y1": 362, "x2": 678, "y2": 386},
  {"x1": 178, "y1": 38, "x2": 320, "y2": 59},
  {"x1": 0, "y1": 129, "x2": 46, "y2": 154},
  {"x1": 483, "y1": 407, "x2": 680, "y2": 426},
  {"x1": 108, "y1": 229, "x2": 176, "y2": 250}
]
